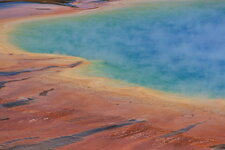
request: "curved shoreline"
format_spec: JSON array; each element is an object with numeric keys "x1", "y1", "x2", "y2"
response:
[
  {"x1": 0, "y1": 0, "x2": 216, "y2": 102},
  {"x1": 0, "y1": 0, "x2": 198, "y2": 102},
  {"x1": 1, "y1": 1, "x2": 225, "y2": 149}
]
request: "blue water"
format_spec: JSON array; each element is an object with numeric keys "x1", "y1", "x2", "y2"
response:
[
  {"x1": 0, "y1": 2, "x2": 33, "y2": 8},
  {"x1": 11, "y1": 0, "x2": 225, "y2": 98}
]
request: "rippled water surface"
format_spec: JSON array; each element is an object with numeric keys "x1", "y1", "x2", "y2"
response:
[{"x1": 11, "y1": 0, "x2": 225, "y2": 98}]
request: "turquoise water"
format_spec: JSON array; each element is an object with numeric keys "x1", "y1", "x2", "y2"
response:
[{"x1": 11, "y1": 0, "x2": 225, "y2": 98}]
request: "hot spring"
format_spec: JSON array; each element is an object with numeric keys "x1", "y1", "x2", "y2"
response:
[{"x1": 11, "y1": 0, "x2": 225, "y2": 98}]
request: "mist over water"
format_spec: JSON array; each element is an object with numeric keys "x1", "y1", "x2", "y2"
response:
[{"x1": 11, "y1": 0, "x2": 225, "y2": 98}]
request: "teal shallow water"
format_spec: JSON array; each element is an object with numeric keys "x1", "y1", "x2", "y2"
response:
[{"x1": 11, "y1": 0, "x2": 225, "y2": 98}]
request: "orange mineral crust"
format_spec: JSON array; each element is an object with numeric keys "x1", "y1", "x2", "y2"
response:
[{"x1": 0, "y1": 1, "x2": 225, "y2": 150}]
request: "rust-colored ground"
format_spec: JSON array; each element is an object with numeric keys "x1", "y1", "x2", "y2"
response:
[{"x1": 0, "y1": 1, "x2": 225, "y2": 150}]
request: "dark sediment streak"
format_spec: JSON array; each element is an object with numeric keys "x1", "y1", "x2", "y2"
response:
[
  {"x1": 0, "y1": 61, "x2": 82, "y2": 77},
  {"x1": 0, "y1": 117, "x2": 10, "y2": 121},
  {"x1": 0, "y1": 0, "x2": 108, "y2": 8},
  {"x1": 0, "y1": 77, "x2": 30, "y2": 89},
  {"x1": 67, "y1": 61, "x2": 82, "y2": 68},
  {"x1": 159, "y1": 122, "x2": 203, "y2": 138},
  {"x1": 0, "y1": 97, "x2": 34, "y2": 108},
  {"x1": 0, "y1": 66, "x2": 58, "y2": 76},
  {"x1": 0, "y1": 137, "x2": 39, "y2": 148},
  {"x1": 39, "y1": 88, "x2": 54, "y2": 96},
  {"x1": 5, "y1": 120, "x2": 144, "y2": 150},
  {"x1": 0, "y1": 0, "x2": 77, "y2": 7}
]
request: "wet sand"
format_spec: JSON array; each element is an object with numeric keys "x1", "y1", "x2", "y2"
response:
[{"x1": 0, "y1": 0, "x2": 225, "y2": 150}]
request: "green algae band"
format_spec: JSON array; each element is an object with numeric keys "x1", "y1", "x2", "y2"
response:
[{"x1": 11, "y1": 0, "x2": 225, "y2": 98}]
